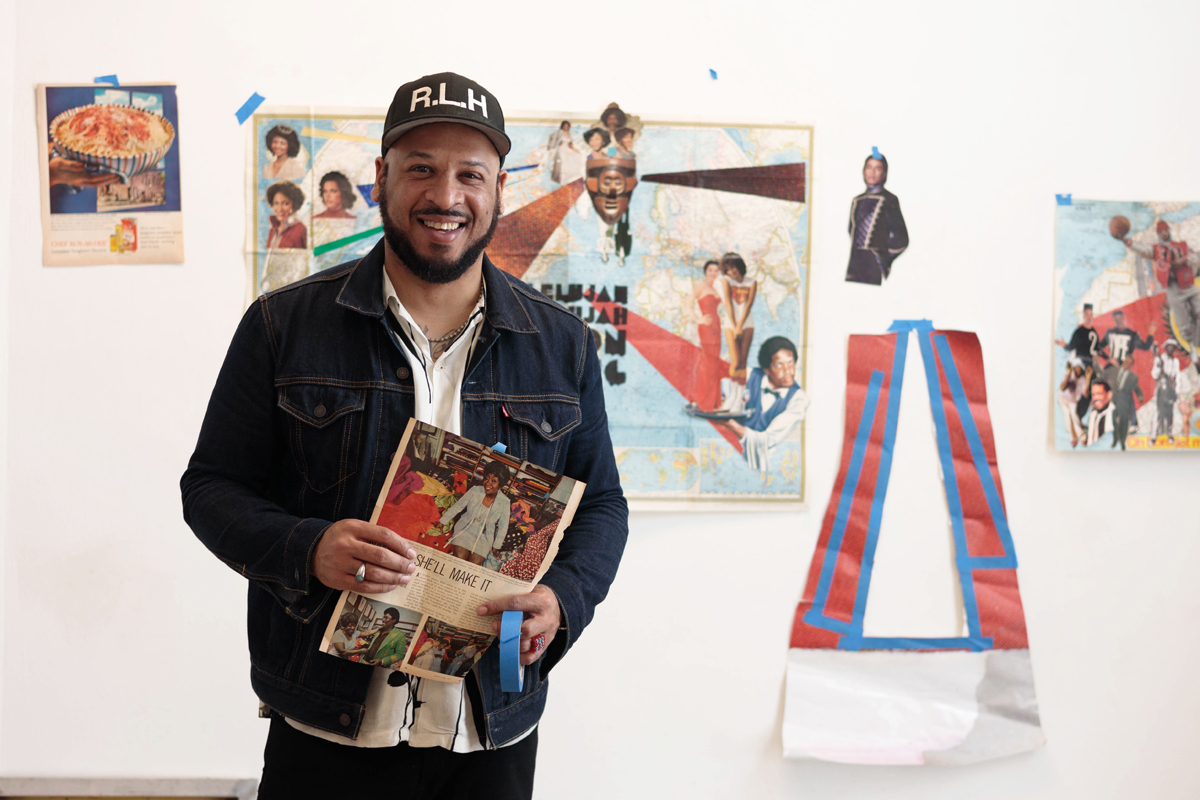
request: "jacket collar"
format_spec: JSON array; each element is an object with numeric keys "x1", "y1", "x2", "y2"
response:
[{"x1": 335, "y1": 239, "x2": 538, "y2": 334}]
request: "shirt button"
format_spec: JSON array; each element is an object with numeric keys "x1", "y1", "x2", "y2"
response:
[
  {"x1": 313, "y1": 404, "x2": 327, "y2": 418},
  {"x1": 540, "y1": 421, "x2": 553, "y2": 433},
  {"x1": 396, "y1": 366, "x2": 410, "y2": 380},
  {"x1": 338, "y1": 713, "x2": 351, "y2": 727}
]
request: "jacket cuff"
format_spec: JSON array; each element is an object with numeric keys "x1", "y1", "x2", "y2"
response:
[
  {"x1": 279, "y1": 517, "x2": 335, "y2": 622},
  {"x1": 536, "y1": 573, "x2": 582, "y2": 676}
]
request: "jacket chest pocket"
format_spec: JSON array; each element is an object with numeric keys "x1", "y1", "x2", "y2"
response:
[
  {"x1": 502, "y1": 399, "x2": 581, "y2": 473},
  {"x1": 278, "y1": 384, "x2": 365, "y2": 493}
]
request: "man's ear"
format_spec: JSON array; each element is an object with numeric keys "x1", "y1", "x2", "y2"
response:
[{"x1": 372, "y1": 155, "x2": 385, "y2": 202}]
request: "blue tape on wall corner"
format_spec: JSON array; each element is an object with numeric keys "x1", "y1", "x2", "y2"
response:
[
  {"x1": 1056, "y1": 193, "x2": 1072, "y2": 206},
  {"x1": 235, "y1": 92, "x2": 266, "y2": 125},
  {"x1": 94, "y1": 74, "x2": 119, "y2": 86},
  {"x1": 709, "y1": 69, "x2": 718, "y2": 80},
  {"x1": 500, "y1": 610, "x2": 524, "y2": 692}
]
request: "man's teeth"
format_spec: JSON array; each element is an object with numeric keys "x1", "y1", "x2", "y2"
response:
[{"x1": 423, "y1": 220, "x2": 463, "y2": 231}]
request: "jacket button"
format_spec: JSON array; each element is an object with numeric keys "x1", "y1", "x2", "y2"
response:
[
  {"x1": 396, "y1": 366, "x2": 410, "y2": 380},
  {"x1": 313, "y1": 404, "x2": 327, "y2": 418},
  {"x1": 339, "y1": 713, "x2": 351, "y2": 727},
  {"x1": 540, "y1": 421, "x2": 552, "y2": 433}
]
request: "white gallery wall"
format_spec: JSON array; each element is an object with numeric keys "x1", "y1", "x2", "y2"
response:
[{"x1": 3, "y1": 0, "x2": 1199, "y2": 797}]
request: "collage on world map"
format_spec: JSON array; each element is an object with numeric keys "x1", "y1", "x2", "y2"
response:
[
  {"x1": 245, "y1": 106, "x2": 812, "y2": 503},
  {"x1": 1053, "y1": 199, "x2": 1200, "y2": 452}
]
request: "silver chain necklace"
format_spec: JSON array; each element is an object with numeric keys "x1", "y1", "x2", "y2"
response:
[{"x1": 427, "y1": 279, "x2": 484, "y2": 345}]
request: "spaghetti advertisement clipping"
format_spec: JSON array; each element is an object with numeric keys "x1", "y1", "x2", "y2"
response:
[
  {"x1": 36, "y1": 82, "x2": 183, "y2": 266},
  {"x1": 319, "y1": 419, "x2": 585, "y2": 684}
]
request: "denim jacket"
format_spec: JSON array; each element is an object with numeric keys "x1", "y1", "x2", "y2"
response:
[{"x1": 181, "y1": 241, "x2": 628, "y2": 746}]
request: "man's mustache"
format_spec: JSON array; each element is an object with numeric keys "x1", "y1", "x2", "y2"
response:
[{"x1": 412, "y1": 205, "x2": 471, "y2": 220}]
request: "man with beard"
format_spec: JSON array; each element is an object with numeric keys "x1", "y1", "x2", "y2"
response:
[{"x1": 181, "y1": 72, "x2": 628, "y2": 799}]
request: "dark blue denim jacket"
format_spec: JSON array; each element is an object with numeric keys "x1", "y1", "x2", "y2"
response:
[{"x1": 181, "y1": 241, "x2": 628, "y2": 746}]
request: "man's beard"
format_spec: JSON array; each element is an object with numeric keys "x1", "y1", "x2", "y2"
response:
[{"x1": 378, "y1": 168, "x2": 500, "y2": 285}]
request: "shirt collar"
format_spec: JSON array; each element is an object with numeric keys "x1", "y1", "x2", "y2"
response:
[{"x1": 382, "y1": 268, "x2": 486, "y2": 353}]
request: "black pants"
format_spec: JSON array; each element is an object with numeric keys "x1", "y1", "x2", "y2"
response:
[
  {"x1": 258, "y1": 715, "x2": 537, "y2": 800},
  {"x1": 846, "y1": 249, "x2": 885, "y2": 285},
  {"x1": 1113, "y1": 411, "x2": 1130, "y2": 449}
]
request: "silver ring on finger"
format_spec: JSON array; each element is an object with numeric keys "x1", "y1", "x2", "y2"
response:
[{"x1": 355, "y1": 562, "x2": 366, "y2": 582}]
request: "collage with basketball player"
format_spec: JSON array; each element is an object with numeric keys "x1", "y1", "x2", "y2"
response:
[{"x1": 1053, "y1": 200, "x2": 1200, "y2": 451}]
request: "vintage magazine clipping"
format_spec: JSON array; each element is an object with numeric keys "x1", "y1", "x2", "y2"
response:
[
  {"x1": 36, "y1": 82, "x2": 183, "y2": 266},
  {"x1": 1052, "y1": 199, "x2": 1200, "y2": 451},
  {"x1": 320, "y1": 419, "x2": 585, "y2": 684},
  {"x1": 245, "y1": 105, "x2": 811, "y2": 505}
]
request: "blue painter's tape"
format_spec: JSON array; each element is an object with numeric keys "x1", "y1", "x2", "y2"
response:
[
  {"x1": 1056, "y1": 193, "x2": 1072, "y2": 206},
  {"x1": 709, "y1": 69, "x2": 718, "y2": 80},
  {"x1": 933, "y1": 335, "x2": 1017, "y2": 567},
  {"x1": 235, "y1": 92, "x2": 266, "y2": 125},
  {"x1": 94, "y1": 74, "x2": 119, "y2": 86},
  {"x1": 871, "y1": 146, "x2": 883, "y2": 160},
  {"x1": 506, "y1": 164, "x2": 537, "y2": 173},
  {"x1": 802, "y1": 611, "x2": 854, "y2": 635},
  {"x1": 915, "y1": 328, "x2": 985, "y2": 640},
  {"x1": 804, "y1": 369, "x2": 885, "y2": 632},
  {"x1": 499, "y1": 609, "x2": 524, "y2": 692},
  {"x1": 887, "y1": 319, "x2": 933, "y2": 333},
  {"x1": 492, "y1": 442, "x2": 507, "y2": 454},
  {"x1": 849, "y1": 327, "x2": 911, "y2": 630},
  {"x1": 840, "y1": 635, "x2": 993, "y2": 652},
  {"x1": 357, "y1": 185, "x2": 378, "y2": 208}
]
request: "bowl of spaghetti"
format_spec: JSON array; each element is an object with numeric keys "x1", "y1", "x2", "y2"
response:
[{"x1": 49, "y1": 103, "x2": 176, "y2": 183}]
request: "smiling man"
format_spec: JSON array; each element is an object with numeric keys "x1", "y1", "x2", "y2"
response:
[{"x1": 181, "y1": 72, "x2": 628, "y2": 799}]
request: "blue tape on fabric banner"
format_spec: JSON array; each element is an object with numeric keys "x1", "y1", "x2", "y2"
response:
[
  {"x1": 804, "y1": 369, "x2": 885, "y2": 632},
  {"x1": 492, "y1": 442, "x2": 507, "y2": 454},
  {"x1": 840, "y1": 635, "x2": 993, "y2": 652},
  {"x1": 94, "y1": 74, "x2": 119, "y2": 86},
  {"x1": 235, "y1": 92, "x2": 266, "y2": 125},
  {"x1": 1056, "y1": 193, "x2": 1072, "y2": 205},
  {"x1": 933, "y1": 335, "x2": 1018, "y2": 567},
  {"x1": 499, "y1": 610, "x2": 524, "y2": 692},
  {"x1": 849, "y1": 326, "x2": 912, "y2": 629},
  {"x1": 871, "y1": 146, "x2": 882, "y2": 160},
  {"x1": 709, "y1": 69, "x2": 718, "y2": 80},
  {"x1": 914, "y1": 326, "x2": 985, "y2": 640}
]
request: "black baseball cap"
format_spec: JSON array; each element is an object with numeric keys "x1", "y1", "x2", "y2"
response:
[{"x1": 381, "y1": 72, "x2": 511, "y2": 161}]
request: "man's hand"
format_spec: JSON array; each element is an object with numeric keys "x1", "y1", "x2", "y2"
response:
[
  {"x1": 48, "y1": 157, "x2": 120, "y2": 188},
  {"x1": 311, "y1": 519, "x2": 416, "y2": 593},
  {"x1": 478, "y1": 585, "x2": 561, "y2": 666},
  {"x1": 721, "y1": 418, "x2": 747, "y2": 438}
]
